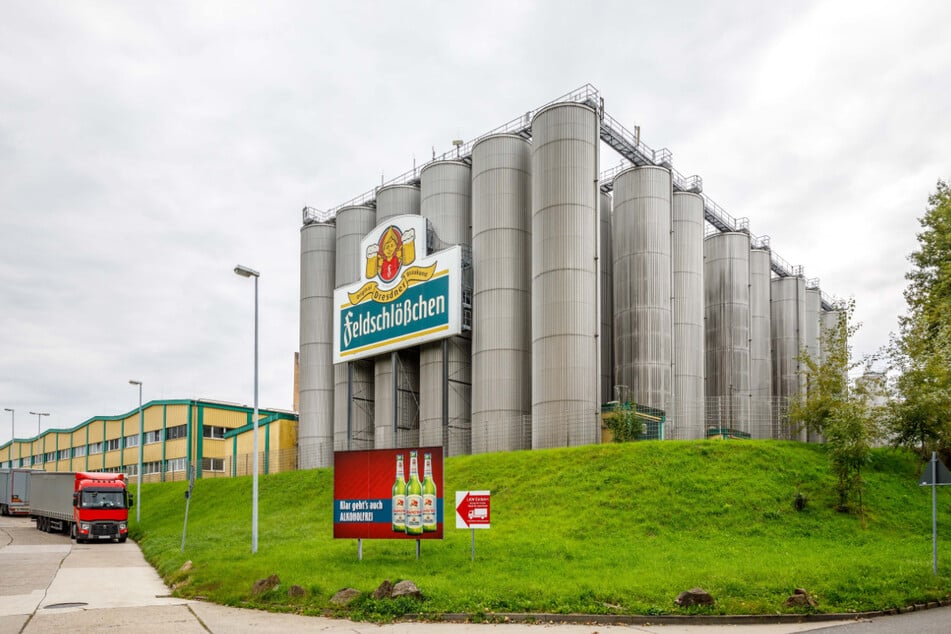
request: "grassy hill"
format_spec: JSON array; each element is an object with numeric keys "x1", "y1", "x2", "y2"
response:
[{"x1": 131, "y1": 441, "x2": 951, "y2": 620}]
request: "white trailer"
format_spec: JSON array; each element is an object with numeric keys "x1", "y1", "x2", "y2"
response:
[{"x1": 0, "y1": 468, "x2": 37, "y2": 516}]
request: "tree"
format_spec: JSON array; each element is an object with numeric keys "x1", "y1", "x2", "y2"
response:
[
  {"x1": 884, "y1": 179, "x2": 951, "y2": 464},
  {"x1": 789, "y1": 299, "x2": 880, "y2": 512},
  {"x1": 605, "y1": 401, "x2": 644, "y2": 443}
]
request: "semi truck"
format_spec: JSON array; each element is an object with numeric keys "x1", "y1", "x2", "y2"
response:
[
  {"x1": 30, "y1": 471, "x2": 133, "y2": 543},
  {"x1": 0, "y1": 468, "x2": 37, "y2": 516}
]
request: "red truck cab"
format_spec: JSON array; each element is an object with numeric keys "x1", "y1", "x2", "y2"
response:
[{"x1": 72, "y1": 472, "x2": 132, "y2": 543}]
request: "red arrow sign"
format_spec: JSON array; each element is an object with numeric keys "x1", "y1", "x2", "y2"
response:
[{"x1": 455, "y1": 490, "x2": 490, "y2": 529}]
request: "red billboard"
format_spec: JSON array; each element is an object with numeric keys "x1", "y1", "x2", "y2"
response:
[{"x1": 333, "y1": 447, "x2": 444, "y2": 540}]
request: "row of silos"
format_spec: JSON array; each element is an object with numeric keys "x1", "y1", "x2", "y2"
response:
[{"x1": 299, "y1": 100, "x2": 841, "y2": 464}]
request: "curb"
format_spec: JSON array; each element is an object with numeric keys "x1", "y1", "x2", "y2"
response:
[{"x1": 407, "y1": 599, "x2": 951, "y2": 626}]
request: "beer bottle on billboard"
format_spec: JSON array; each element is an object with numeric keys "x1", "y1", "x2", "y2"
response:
[
  {"x1": 404, "y1": 450, "x2": 423, "y2": 535},
  {"x1": 392, "y1": 453, "x2": 406, "y2": 532},
  {"x1": 422, "y1": 452, "x2": 437, "y2": 532}
]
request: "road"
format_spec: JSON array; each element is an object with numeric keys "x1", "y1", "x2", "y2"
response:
[{"x1": 0, "y1": 515, "x2": 946, "y2": 633}]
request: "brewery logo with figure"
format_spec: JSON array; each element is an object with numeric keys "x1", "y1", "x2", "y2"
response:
[{"x1": 333, "y1": 214, "x2": 462, "y2": 363}]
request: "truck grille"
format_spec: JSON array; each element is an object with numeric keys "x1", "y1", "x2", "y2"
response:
[{"x1": 91, "y1": 523, "x2": 117, "y2": 537}]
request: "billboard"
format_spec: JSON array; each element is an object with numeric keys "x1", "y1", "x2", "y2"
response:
[
  {"x1": 333, "y1": 447, "x2": 444, "y2": 540},
  {"x1": 333, "y1": 215, "x2": 463, "y2": 363}
]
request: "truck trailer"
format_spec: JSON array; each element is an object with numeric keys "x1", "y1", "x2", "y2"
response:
[
  {"x1": 30, "y1": 471, "x2": 133, "y2": 543},
  {"x1": 0, "y1": 468, "x2": 37, "y2": 516}
]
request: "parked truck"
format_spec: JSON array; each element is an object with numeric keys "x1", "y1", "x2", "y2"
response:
[
  {"x1": 0, "y1": 468, "x2": 38, "y2": 516},
  {"x1": 30, "y1": 471, "x2": 133, "y2": 543}
]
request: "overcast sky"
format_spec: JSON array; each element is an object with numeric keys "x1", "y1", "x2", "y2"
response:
[{"x1": 2, "y1": 1, "x2": 949, "y2": 444}]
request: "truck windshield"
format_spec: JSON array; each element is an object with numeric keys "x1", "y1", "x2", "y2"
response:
[{"x1": 81, "y1": 490, "x2": 126, "y2": 509}]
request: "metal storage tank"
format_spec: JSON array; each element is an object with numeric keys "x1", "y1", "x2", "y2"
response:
[
  {"x1": 299, "y1": 220, "x2": 335, "y2": 468},
  {"x1": 671, "y1": 191, "x2": 704, "y2": 439},
  {"x1": 470, "y1": 134, "x2": 532, "y2": 454},
  {"x1": 374, "y1": 184, "x2": 421, "y2": 449},
  {"x1": 770, "y1": 275, "x2": 806, "y2": 440},
  {"x1": 804, "y1": 286, "x2": 822, "y2": 442},
  {"x1": 600, "y1": 191, "x2": 614, "y2": 405},
  {"x1": 613, "y1": 165, "x2": 672, "y2": 419},
  {"x1": 749, "y1": 246, "x2": 773, "y2": 439},
  {"x1": 820, "y1": 307, "x2": 845, "y2": 363},
  {"x1": 531, "y1": 102, "x2": 600, "y2": 449},
  {"x1": 419, "y1": 160, "x2": 472, "y2": 456},
  {"x1": 703, "y1": 231, "x2": 751, "y2": 435},
  {"x1": 333, "y1": 205, "x2": 376, "y2": 452}
]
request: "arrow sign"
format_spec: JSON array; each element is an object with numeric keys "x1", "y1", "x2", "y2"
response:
[{"x1": 455, "y1": 490, "x2": 490, "y2": 529}]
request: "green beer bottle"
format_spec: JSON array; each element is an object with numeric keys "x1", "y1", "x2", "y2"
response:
[
  {"x1": 391, "y1": 453, "x2": 406, "y2": 532},
  {"x1": 422, "y1": 452, "x2": 437, "y2": 532},
  {"x1": 404, "y1": 450, "x2": 423, "y2": 535}
]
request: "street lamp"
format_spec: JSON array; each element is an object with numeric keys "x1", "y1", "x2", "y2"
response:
[
  {"x1": 29, "y1": 411, "x2": 49, "y2": 466},
  {"x1": 234, "y1": 263, "x2": 260, "y2": 554},
  {"x1": 3, "y1": 408, "x2": 13, "y2": 467},
  {"x1": 129, "y1": 380, "x2": 143, "y2": 523}
]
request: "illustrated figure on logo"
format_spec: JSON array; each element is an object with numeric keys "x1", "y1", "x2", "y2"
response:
[{"x1": 366, "y1": 225, "x2": 416, "y2": 283}]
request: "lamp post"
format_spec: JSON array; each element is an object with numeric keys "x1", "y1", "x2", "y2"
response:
[
  {"x1": 234, "y1": 263, "x2": 260, "y2": 554},
  {"x1": 29, "y1": 411, "x2": 49, "y2": 466},
  {"x1": 3, "y1": 408, "x2": 12, "y2": 467},
  {"x1": 129, "y1": 380, "x2": 143, "y2": 523}
]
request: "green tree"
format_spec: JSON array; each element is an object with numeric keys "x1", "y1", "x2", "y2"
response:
[
  {"x1": 605, "y1": 402, "x2": 644, "y2": 443},
  {"x1": 789, "y1": 299, "x2": 880, "y2": 512},
  {"x1": 884, "y1": 179, "x2": 951, "y2": 464}
]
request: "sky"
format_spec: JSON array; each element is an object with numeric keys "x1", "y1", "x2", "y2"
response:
[{"x1": 2, "y1": 1, "x2": 949, "y2": 444}]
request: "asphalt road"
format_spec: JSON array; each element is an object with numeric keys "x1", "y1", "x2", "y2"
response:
[{"x1": 0, "y1": 514, "x2": 947, "y2": 633}]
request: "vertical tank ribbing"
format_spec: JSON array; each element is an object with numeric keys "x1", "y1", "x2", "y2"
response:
[
  {"x1": 671, "y1": 191, "x2": 705, "y2": 439},
  {"x1": 530, "y1": 102, "x2": 600, "y2": 449},
  {"x1": 333, "y1": 205, "x2": 376, "y2": 451},
  {"x1": 419, "y1": 160, "x2": 472, "y2": 456},
  {"x1": 613, "y1": 166, "x2": 673, "y2": 417},
  {"x1": 471, "y1": 134, "x2": 533, "y2": 453},
  {"x1": 749, "y1": 247, "x2": 773, "y2": 438},
  {"x1": 600, "y1": 191, "x2": 614, "y2": 405},
  {"x1": 299, "y1": 221, "x2": 336, "y2": 467},
  {"x1": 770, "y1": 275, "x2": 807, "y2": 440},
  {"x1": 704, "y1": 232, "x2": 752, "y2": 435},
  {"x1": 804, "y1": 286, "x2": 822, "y2": 442}
]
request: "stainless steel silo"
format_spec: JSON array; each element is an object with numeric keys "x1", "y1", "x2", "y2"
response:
[
  {"x1": 613, "y1": 166, "x2": 673, "y2": 421},
  {"x1": 671, "y1": 191, "x2": 704, "y2": 439},
  {"x1": 770, "y1": 275, "x2": 806, "y2": 440},
  {"x1": 749, "y1": 247, "x2": 773, "y2": 438},
  {"x1": 470, "y1": 134, "x2": 532, "y2": 454},
  {"x1": 419, "y1": 160, "x2": 472, "y2": 456},
  {"x1": 299, "y1": 220, "x2": 336, "y2": 468},
  {"x1": 703, "y1": 232, "x2": 751, "y2": 435},
  {"x1": 600, "y1": 191, "x2": 614, "y2": 405},
  {"x1": 531, "y1": 102, "x2": 600, "y2": 448},
  {"x1": 374, "y1": 183, "x2": 421, "y2": 449},
  {"x1": 333, "y1": 205, "x2": 376, "y2": 452}
]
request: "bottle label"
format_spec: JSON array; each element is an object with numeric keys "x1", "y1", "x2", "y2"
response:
[
  {"x1": 405, "y1": 495, "x2": 422, "y2": 530},
  {"x1": 422, "y1": 494, "x2": 436, "y2": 526},
  {"x1": 393, "y1": 496, "x2": 405, "y2": 526}
]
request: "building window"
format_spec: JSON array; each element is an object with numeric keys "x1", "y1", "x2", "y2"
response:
[
  {"x1": 45, "y1": 451, "x2": 56, "y2": 462},
  {"x1": 142, "y1": 460, "x2": 162, "y2": 475},
  {"x1": 165, "y1": 424, "x2": 187, "y2": 441},
  {"x1": 125, "y1": 463, "x2": 137, "y2": 476},
  {"x1": 73, "y1": 445, "x2": 86, "y2": 457},
  {"x1": 202, "y1": 426, "x2": 227, "y2": 439},
  {"x1": 107, "y1": 438, "x2": 121, "y2": 451},
  {"x1": 166, "y1": 457, "x2": 186, "y2": 472},
  {"x1": 58, "y1": 449, "x2": 70, "y2": 460},
  {"x1": 145, "y1": 430, "x2": 163, "y2": 444},
  {"x1": 201, "y1": 457, "x2": 225, "y2": 472},
  {"x1": 89, "y1": 442, "x2": 103, "y2": 455},
  {"x1": 124, "y1": 434, "x2": 138, "y2": 448}
]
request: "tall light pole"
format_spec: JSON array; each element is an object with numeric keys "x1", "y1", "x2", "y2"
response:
[
  {"x1": 129, "y1": 380, "x2": 143, "y2": 523},
  {"x1": 3, "y1": 409, "x2": 13, "y2": 467},
  {"x1": 234, "y1": 263, "x2": 260, "y2": 554},
  {"x1": 29, "y1": 412, "x2": 49, "y2": 466}
]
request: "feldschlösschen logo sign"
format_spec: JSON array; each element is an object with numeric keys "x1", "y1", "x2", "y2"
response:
[{"x1": 332, "y1": 215, "x2": 462, "y2": 363}]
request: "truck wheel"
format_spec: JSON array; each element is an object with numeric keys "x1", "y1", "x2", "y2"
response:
[{"x1": 118, "y1": 536, "x2": 127, "y2": 543}]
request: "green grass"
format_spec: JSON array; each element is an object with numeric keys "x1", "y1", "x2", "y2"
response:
[{"x1": 131, "y1": 441, "x2": 951, "y2": 620}]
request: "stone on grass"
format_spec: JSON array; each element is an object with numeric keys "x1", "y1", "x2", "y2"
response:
[
  {"x1": 331, "y1": 588, "x2": 361, "y2": 605},
  {"x1": 675, "y1": 588, "x2": 715, "y2": 607},
  {"x1": 288, "y1": 585, "x2": 306, "y2": 598},
  {"x1": 251, "y1": 574, "x2": 280, "y2": 596},
  {"x1": 372, "y1": 580, "x2": 394, "y2": 600},
  {"x1": 784, "y1": 588, "x2": 818, "y2": 608},
  {"x1": 179, "y1": 561, "x2": 193, "y2": 573},
  {"x1": 391, "y1": 580, "x2": 422, "y2": 600}
]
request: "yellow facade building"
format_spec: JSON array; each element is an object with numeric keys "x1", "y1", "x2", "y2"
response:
[{"x1": 0, "y1": 399, "x2": 298, "y2": 482}]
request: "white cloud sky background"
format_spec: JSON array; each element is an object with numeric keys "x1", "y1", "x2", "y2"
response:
[{"x1": 2, "y1": 1, "x2": 949, "y2": 443}]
